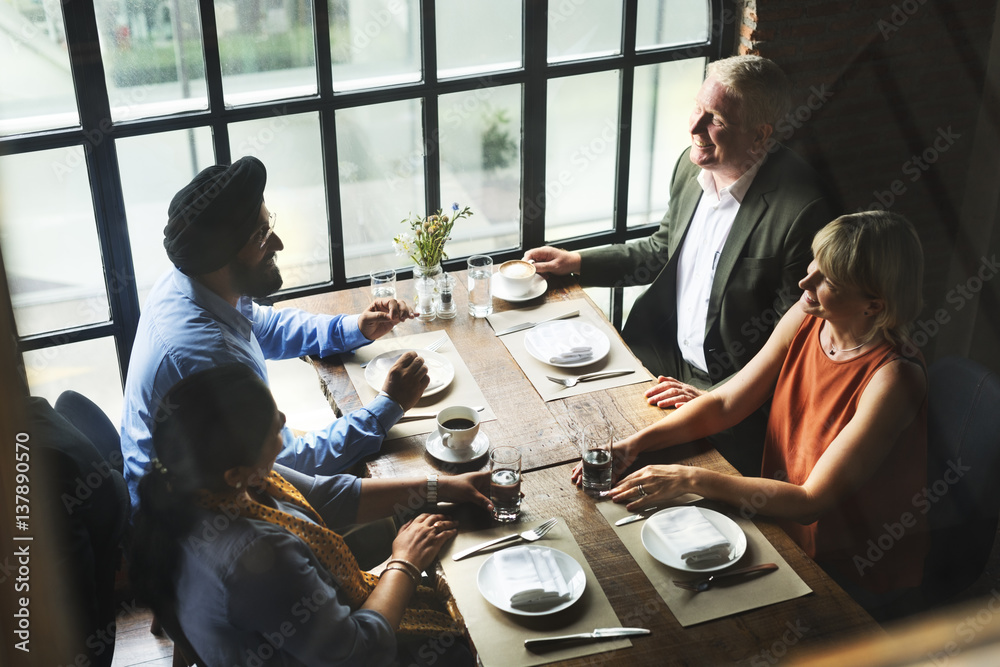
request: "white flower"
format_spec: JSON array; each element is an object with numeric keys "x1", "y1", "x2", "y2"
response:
[{"x1": 392, "y1": 233, "x2": 414, "y2": 257}]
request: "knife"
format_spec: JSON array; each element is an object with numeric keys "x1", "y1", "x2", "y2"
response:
[
  {"x1": 524, "y1": 627, "x2": 650, "y2": 650},
  {"x1": 615, "y1": 508, "x2": 660, "y2": 526},
  {"x1": 493, "y1": 310, "x2": 580, "y2": 336}
]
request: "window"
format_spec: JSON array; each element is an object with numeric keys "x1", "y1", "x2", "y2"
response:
[{"x1": 0, "y1": 0, "x2": 728, "y2": 416}]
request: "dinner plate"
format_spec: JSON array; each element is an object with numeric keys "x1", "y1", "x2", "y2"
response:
[
  {"x1": 523, "y1": 320, "x2": 611, "y2": 368},
  {"x1": 425, "y1": 430, "x2": 489, "y2": 464},
  {"x1": 641, "y1": 507, "x2": 747, "y2": 573},
  {"x1": 477, "y1": 546, "x2": 587, "y2": 616},
  {"x1": 491, "y1": 273, "x2": 548, "y2": 302},
  {"x1": 364, "y1": 348, "x2": 455, "y2": 398}
]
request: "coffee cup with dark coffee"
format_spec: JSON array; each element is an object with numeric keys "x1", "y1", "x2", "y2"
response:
[
  {"x1": 497, "y1": 259, "x2": 537, "y2": 297},
  {"x1": 435, "y1": 406, "x2": 481, "y2": 451}
]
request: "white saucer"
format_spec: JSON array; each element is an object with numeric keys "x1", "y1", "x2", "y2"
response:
[
  {"x1": 641, "y1": 507, "x2": 747, "y2": 572},
  {"x1": 491, "y1": 273, "x2": 547, "y2": 302},
  {"x1": 425, "y1": 430, "x2": 490, "y2": 463}
]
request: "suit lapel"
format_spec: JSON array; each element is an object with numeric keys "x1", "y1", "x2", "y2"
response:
[{"x1": 668, "y1": 170, "x2": 704, "y2": 258}]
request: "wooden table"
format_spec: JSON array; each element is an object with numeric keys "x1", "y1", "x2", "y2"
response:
[{"x1": 283, "y1": 273, "x2": 881, "y2": 665}]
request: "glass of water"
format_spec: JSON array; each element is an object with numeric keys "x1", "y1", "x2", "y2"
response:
[
  {"x1": 490, "y1": 446, "x2": 522, "y2": 522},
  {"x1": 580, "y1": 423, "x2": 613, "y2": 494},
  {"x1": 467, "y1": 255, "x2": 493, "y2": 317},
  {"x1": 370, "y1": 269, "x2": 396, "y2": 300}
]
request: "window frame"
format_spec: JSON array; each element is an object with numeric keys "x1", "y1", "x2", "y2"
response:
[{"x1": 2, "y1": 0, "x2": 733, "y2": 385}]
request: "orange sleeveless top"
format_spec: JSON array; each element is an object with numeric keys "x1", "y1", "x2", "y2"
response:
[{"x1": 761, "y1": 315, "x2": 928, "y2": 593}]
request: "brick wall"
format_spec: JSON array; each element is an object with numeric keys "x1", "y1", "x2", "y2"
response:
[{"x1": 737, "y1": 0, "x2": 999, "y2": 365}]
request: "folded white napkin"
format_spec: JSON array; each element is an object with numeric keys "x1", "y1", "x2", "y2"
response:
[
  {"x1": 493, "y1": 546, "x2": 571, "y2": 609},
  {"x1": 549, "y1": 347, "x2": 593, "y2": 364},
  {"x1": 527, "y1": 323, "x2": 593, "y2": 361},
  {"x1": 649, "y1": 507, "x2": 731, "y2": 565}
]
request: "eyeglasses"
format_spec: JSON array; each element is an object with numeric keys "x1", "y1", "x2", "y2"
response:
[{"x1": 259, "y1": 212, "x2": 276, "y2": 249}]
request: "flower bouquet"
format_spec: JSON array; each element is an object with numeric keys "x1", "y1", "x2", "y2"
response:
[{"x1": 393, "y1": 203, "x2": 473, "y2": 269}]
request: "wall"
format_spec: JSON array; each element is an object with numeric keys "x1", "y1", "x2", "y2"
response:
[{"x1": 738, "y1": 0, "x2": 1000, "y2": 369}]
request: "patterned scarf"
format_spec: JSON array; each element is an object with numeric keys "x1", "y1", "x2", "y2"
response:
[{"x1": 197, "y1": 471, "x2": 457, "y2": 637}]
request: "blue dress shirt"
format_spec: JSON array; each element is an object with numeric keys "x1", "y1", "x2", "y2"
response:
[{"x1": 121, "y1": 269, "x2": 402, "y2": 509}]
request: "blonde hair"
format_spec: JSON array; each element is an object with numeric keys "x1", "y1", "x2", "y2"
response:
[
  {"x1": 811, "y1": 211, "x2": 924, "y2": 350},
  {"x1": 706, "y1": 55, "x2": 791, "y2": 131}
]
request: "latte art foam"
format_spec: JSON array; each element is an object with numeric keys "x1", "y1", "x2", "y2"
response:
[{"x1": 500, "y1": 261, "x2": 535, "y2": 279}]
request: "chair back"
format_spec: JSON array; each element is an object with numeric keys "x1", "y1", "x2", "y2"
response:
[
  {"x1": 923, "y1": 356, "x2": 1000, "y2": 604},
  {"x1": 55, "y1": 390, "x2": 124, "y2": 474}
]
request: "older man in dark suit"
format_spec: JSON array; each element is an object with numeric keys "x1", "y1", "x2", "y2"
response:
[{"x1": 527, "y1": 56, "x2": 834, "y2": 475}]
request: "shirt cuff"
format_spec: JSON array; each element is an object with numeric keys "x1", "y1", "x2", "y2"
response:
[
  {"x1": 368, "y1": 392, "x2": 404, "y2": 433},
  {"x1": 340, "y1": 313, "x2": 371, "y2": 349}
]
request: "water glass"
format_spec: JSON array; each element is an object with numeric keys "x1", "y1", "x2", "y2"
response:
[
  {"x1": 370, "y1": 269, "x2": 396, "y2": 300},
  {"x1": 580, "y1": 423, "x2": 613, "y2": 494},
  {"x1": 467, "y1": 255, "x2": 493, "y2": 317},
  {"x1": 490, "y1": 446, "x2": 522, "y2": 522}
]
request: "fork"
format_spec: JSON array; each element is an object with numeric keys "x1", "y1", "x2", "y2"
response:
[
  {"x1": 360, "y1": 335, "x2": 448, "y2": 368},
  {"x1": 546, "y1": 369, "x2": 635, "y2": 388},
  {"x1": 451, "y1": 518, "x2": 559, "y2": 561},
  {"x1": 672, "y1": 563, "x2": 778, "y2": 592}
]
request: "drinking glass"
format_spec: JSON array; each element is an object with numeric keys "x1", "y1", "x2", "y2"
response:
[
  {"x1": 370, "y1": 269, "x2": 396, "y2": 300},
  {"x1": 467, "y1": 255, "x2": 493, "y2": 317},
  {"x1": 490, "y1": 446, "x2": 522, "y2": 522},
  {"x1": 580, "y1": 423, "x2": 614, "y2": 494}
]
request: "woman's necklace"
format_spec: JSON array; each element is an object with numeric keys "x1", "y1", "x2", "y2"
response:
[{"x1": 825, "y1": 321, "x2": 867, "y2": 356}]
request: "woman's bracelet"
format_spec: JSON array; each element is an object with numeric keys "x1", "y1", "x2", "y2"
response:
[
  {"x1": 386, "y1": 558, "x2": 422, "y2": 581},
  {"x1": 380, "y1": 565, "x2": 418, "y2": 585}
]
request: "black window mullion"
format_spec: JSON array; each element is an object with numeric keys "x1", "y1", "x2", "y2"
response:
[
  {"x1": 521, "y1": 0, "x2": 548, "y2": 251},
  {"x1": 59, "y1": 0, "x2": 140, "y2": 385},
  {"x1": 197, "y1": 0, "x2": 230, "y2": 162},
  {"x1": 421, "y1": 0, "x2": 442, "y2": 216},
  {"x1": 314, "y1": 0, "x2": 343, "y2": 286}
]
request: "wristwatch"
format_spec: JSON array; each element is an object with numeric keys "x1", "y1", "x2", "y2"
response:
[{"x1": 426, "y1": 474, "x2": 438, "y2": 505}]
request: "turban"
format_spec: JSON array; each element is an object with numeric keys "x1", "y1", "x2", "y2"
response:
[{"x1": 163, "y1": 156, "x2": 267, "y2": 275}]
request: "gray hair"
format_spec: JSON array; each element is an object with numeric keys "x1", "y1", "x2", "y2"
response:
[{"x1": 706, "y1": 55, "x2": 792, "y2": 131}]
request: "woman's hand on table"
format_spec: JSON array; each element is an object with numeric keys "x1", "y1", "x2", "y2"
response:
[
  {"x1": 645, "y1": 376, "x2": 704, "y2": 409},
  {"x1": 382, "y1": 352, "x2": 430, "y2": 411},
  {"x1": 438, "y1": 471, "x2": 494, "y2": 512},
  {"x1": 391, "y1": 513, "x2": 458, "y2": 572},
  {"x1": 570, "y1": 439, "x2": 640, "y2": 486},
  {"x1": 359, "y1": 298, "x2": 415, "y2": 340},
  {"x1": 609, "y1": 465, "x2": 694, "y2": 511}
]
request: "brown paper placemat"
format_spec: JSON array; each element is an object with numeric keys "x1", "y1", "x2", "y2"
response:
[
  {"x1": 486, "y1": 299, "x2": 654, "y2": 401},
  {"x1": 343, "y1": 331, "x2": 495, "y2": 441},
  {"x1": 439, "y1": 518, "x2": 634, "y2": 667},
  {"x1": 596, "y1": 501, "x2": 812, "y2": 627}
]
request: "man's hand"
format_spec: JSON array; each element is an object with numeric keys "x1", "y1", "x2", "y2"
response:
[
  {"x1": 359, "y1": 298, "x2": 414, "y2": 341},
  {"x1": 523, "y1": 246, "x2": 581, "y2": 277},
  {"x1": 645, "y1": 376, "x2": 704, "y2": 409},
  {"x1": 381, "y1": 351, "x2": 429, "y2": 411}
]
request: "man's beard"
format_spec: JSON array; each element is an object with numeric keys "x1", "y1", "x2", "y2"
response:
[{"x1": 231, "y1": 253, "x2": 283, "y2": 298}]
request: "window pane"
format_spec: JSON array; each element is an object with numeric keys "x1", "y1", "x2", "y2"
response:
[
  {"x1": 23, "y1": 337, "x2": 123, "y2": 427},
  {"x1": 436, "y1": 0, "x2": 522, "y2": 78},
  {"x1": 216, "y1": 0, "x2": 317, "y2": 105},
  {"x1": 117, "y1": 128, "x2": 216, "y2": 304},
  {"x1": 95, "y1": 0, "x2": 209, "y2": 121},
  {"x1": 337, "y1": 99, "x2": 424, "y2": 277},
  {"x1": 438, "y1": 85, "x2": 521, "y2": 257},
  {"x1": 637, "y1": 0, "x2": 710, "y2": 50},
  {"x1": 548, "y1": 0, "x2": 622, "y2": 63},
  {"x1": 229, "y1": 112, "x2": 330, "y2": 289},
  {"x1": 0, "y1": 2, "x2": 78, "y2": 135},
  {"x1": 331, "y1": 0, "x2": 421, "y2": 91},
  {"x1": 628, "y1": 58, "x2": 705, "y2": 227},
  {"x1": 545, "y1": 71, "x2": 620, "y2": 243},
  {"x1": 0, "y1": 148, "x2": 109, "y2": 336}
]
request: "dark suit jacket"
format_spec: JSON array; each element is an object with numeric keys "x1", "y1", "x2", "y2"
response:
[{"x1": 580, "y1": 145, "x2": 834, "y2": 386}]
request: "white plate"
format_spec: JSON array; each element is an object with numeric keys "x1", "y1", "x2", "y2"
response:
[
  {"x1": 641, "y1": 507, "x2": 747, "y2": 572},
  {"x1": 364, "y1": 348, "x2": 455, "y2": 398},
  {"x1": 523, "y1": 320, "x2": 611, "y2": 368},
  {"x1": 425, "y1": 430, "x2": 490, "y2": 464},
  {"x1": 491, "y1": 273, "x2": 548, "y2": 302},
  {"x1": 477, "y1": 546, "x2": 587, "y2": 616}
]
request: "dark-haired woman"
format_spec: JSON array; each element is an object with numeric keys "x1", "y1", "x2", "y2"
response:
[{"x1": 132, "y1": 363, "x2": 488, "y2": 666}]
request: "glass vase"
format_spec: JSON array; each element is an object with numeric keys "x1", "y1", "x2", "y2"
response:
[{"x1": 413, "y1": 262, "x2": 441, "y2": 321}]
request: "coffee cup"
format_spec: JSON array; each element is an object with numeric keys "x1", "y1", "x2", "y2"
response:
[
  {"x1": 436, "y1": 406, "x2": 481, "y2": 451},
  {"x1": 497, "y1": 259, "x2": 537, "y2": 297}
]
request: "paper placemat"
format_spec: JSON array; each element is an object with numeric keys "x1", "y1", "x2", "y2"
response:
[
  {"x1": 486, "y1": 299, "x2": 654, "y2": 401},
  {"x1": 343, "y1": 331, "x2": 495, "y2": 441},
  {"x1": 439, "y1": 518, "x2": 635, "y2": 667},
  {"x1": 596, "y1": 501, "x2": 812, "y2": 627}
]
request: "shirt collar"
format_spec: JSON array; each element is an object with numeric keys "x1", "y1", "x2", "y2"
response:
[
  {"x1": 697, "y1": 153, "x2": 768, "y2": 204},
  {"x1": 171, "y1": 268, "x2": 254, "y2": 340}
]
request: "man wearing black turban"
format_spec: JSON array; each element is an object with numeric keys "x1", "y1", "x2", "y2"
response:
[{"x1": 121, "y1": 157, "x2": 428, "y2": 532}]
